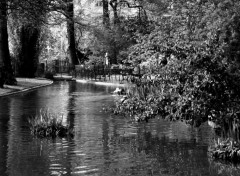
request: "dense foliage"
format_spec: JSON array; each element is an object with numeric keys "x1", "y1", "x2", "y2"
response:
[
  {"x1": 114, "y1": 0, "x2": 240, "y2": 127},
  {"x1": 209, "y1": 138, "x2": 240, "y2": 163}
]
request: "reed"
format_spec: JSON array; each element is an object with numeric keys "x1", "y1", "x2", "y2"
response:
[{"x1": 28, "y1": 109, "x2": 74, "y2": 138}]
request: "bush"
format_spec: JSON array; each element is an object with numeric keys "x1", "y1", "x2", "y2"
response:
[
  {"x1": 209, "y1": 138, "x2": 240, "y2": 163},
  {"x1": 112, "y1": 0, "x2": 240, "y2": 128},
  {"x1": 28, "y1": 109, "x2": 74, "y2": 138},
  {"x1": 114, "y1": 47, "x2": 240, "y2": 127}
]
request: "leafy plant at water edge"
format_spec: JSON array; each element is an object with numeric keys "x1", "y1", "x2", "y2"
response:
[
  {"x1": 209, "y1": 138, "x2": 240, "y2": 163},
  {"x1": 113, "y1": 0, "x2": 240, "y2": 127},
  {"x1": 28, "y1": 109, "x2": 74, "y2": 138}
]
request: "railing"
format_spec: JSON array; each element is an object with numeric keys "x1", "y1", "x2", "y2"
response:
[
  {"x1": 37, "y1": 63, "x2": 147, "y2": 83},
  {"x1": 53, "y1": 65, "x2": 74, "y2": 74},
  {"x1": 74, "y1": 65, "x2": 143, "y2": 83}
]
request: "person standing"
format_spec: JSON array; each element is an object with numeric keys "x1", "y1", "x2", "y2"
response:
[{"x1": 105, "y1": 52, "x2": 109, "y2": 67}]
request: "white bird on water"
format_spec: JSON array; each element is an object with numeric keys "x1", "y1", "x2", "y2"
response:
[{"x1": 113, "y1": 87, "x2": 125, "y2": 95}]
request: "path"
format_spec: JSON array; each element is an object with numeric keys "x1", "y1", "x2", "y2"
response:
[{"x1": 0, "y1": 78, "x2": 53, "y2": 97}]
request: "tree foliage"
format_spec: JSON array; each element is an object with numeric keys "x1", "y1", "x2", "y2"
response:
[
  {"x1": 9, "y1": 0, "x2": 47, "y2": 77},
  {"x1": 114, "y1": 0, "x2": 240, "y2": 126},
  {"x1": 0, "y1": 0, "x2": 84, "y2": 81}
]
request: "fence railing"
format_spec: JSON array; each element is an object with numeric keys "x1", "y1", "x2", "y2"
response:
[
  {"x1": 53, "y1": 65, "x2": 74, "y2": 74},
  {"x1": 74, "y1": 65, "x2": 144, "y2": 82},
  {"x1": 37, "y1": 63, "x2": 147, "y2": 83}
]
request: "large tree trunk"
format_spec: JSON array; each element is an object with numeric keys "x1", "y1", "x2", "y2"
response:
[
  {"x1": 103, "y1": 0, "x2": 110, "y2": 28},
  {"x1": 66, "y1": 0, "x2": 78, "y2": 67},
  {"x1": 0, "y1": 0, "x2": 16, "y2": 86},
  {"x1": 18, "y1": 25, "x2": 40, "y2": 78}
]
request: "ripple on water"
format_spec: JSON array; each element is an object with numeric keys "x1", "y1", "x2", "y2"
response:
[
  {"x1": 71, "y1": 168, "x2": 99, "y2": 175},
  {"x1": 1, "y1": 82, "x2": 240, "y2": 176},
  {"x1": 51, "y1": 170, "x2": 67, "y2": 175}
]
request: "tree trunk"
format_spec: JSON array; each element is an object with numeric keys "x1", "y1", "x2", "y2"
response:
[
  {"x1": 108, "y1": 0, "x2": 119, "y2": 64},
  {"x1": 103, "y1": 0, "x2": 110, "y2": 28},
  {"x1": 66, "y1": 0, "x2": 78, "y2": 67},
  {"x1": 18, "y1": 25, "x2": 40, "y2": 78},
  {"x1": 113, "y1": 8, "x2": 118, "y2": 24},
  {"x1": 109, "y1": 0, "x2": 119, "y2": 24},
  {"x1": 0, "y1": 0, "x2": 16, "y2": 86}
]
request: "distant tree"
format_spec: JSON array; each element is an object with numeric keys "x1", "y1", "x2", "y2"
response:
[
  {"x1": 86, "y1": 0, "x2": 150, "y2": 65},
  {"x1": 9, "y1": 0, "x2": 55, "y2": 77},
  {"x1": 1, "y1": 0, "x2": 52, "y2": 81},
  {"x1": 17, "y1": 25, "x2": 43, "y2": 77},
  {"x1": 103, "y1": 0, "x2": 110, "y2": 27},
  {"x1": 64, "y1": 0, "x2": 79, "y2": 66}
]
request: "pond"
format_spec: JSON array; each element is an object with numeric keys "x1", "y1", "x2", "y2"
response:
[{"x1": 0, "y1": 81, "x2": 239, "y2": 176}]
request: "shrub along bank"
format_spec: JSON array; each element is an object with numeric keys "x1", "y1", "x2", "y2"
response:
[
  {"x1": 112, "y1": 0, "x2": 240, "y2": 163},
  {"x1": 28, "y1": 109, "x2": 74, "y2": 138}
]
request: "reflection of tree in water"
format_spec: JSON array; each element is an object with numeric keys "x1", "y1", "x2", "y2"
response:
[
  {"x1": 2, "y1": 83, "x2": 76, "y2": 176},
  {"x1": 61, "y1": 80, "x2": 78, "y2": 175},
  {"x1": 67, "y1": 81, "x2": 77, "y2": 129},
  {"x1": 113, "y1": 130, "x2": 240, "y2": 176},
  {"x1": 137, "y1": 132, "x2": 208, "y2": 175},
  {"x1": 102, "y1": 115, "x2": 110, "y2": 168},
  {"x1": 28, "y1": 137, "x2": 75, "y2": 176},
  {"x1": 209, "y1": 158, "x2": 240, "y2": 176},
  {"x1": 5, "y1": 96, "x2": 51, "y2": 176},
  {"x1": 0, "y1": 98, "x2": 10, "y2": 176}
]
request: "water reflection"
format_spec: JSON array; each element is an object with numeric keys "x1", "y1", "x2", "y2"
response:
[
  {"x1": 0, "y1": 98, "x2": 10, "y2": 176},
  {"x1": 0, "y1": 81, "x2": 240, "y2": 176}
]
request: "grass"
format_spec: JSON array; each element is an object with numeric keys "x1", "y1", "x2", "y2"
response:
[{"x1": 28, "y1": 109, "x2": 74, "y2": 138}]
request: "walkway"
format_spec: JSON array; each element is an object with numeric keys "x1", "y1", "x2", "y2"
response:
[{"x1": 0, "y1": 78, "x2": 53, "y2": 97}]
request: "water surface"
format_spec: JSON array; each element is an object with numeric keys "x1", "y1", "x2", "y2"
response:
[{"x1": 0, "y1": 81, "x2": 239, "y2": 176}]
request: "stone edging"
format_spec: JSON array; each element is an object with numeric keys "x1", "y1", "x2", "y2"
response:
[{"x1": 0, "y1": 79, "x2": 53, "y2": 97}]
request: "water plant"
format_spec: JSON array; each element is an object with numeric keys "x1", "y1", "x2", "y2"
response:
[
  {"x1": 28, "y1": 109, "x2": 74, "y2": 138},
  {"x1": 208, "y1": 138, "x2": 240, "y2": 163}
]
